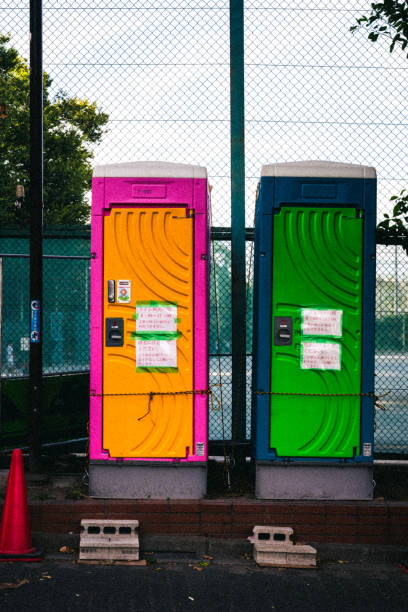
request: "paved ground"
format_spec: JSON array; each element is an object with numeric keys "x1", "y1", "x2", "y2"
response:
[{"x1": 0, "y1": 557, "x2": 407, "y2": 611}]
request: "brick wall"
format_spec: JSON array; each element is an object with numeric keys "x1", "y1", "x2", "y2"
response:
[{"x1": 26, "y1": 499, "x2": 408, "y2": 546}]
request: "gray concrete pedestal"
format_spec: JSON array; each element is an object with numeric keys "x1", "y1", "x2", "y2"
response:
[
  {"x1": 256, "y1": 462, "x2": 373, "y2": 500},
  {"x1": 89, "y1": 462, "x2": 207, "y2": 499}
]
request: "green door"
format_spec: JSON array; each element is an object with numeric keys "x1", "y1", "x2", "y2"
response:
[{"x1": 270, "y1": 206, "x2": 363, "y2": 458}]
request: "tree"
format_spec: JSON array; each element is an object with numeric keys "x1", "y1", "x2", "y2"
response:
[
  {"x1": 351, "y1": 3, "x2": 408, "y2": 249},
  {"x1": 0, "y1": 35, "x2": 108, "y2": 225},
  {"x1": 350, "y1": 1, "x2": 408, "y2": 56}
]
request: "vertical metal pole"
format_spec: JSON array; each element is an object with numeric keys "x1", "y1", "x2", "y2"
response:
[
  {"x1": 230, "y1": 1, "x2": 246, "y2": 456},
  {"x1": 29, "y1": 0, "x2": 43, "y2": 471},
  {"x1": 0, "y1": 258, "x2": 2, "y2": 428}
]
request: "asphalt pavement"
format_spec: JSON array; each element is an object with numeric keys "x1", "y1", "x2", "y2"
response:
[{"x1": 0, "y1": 557, "x2": 407, "y2": 612}]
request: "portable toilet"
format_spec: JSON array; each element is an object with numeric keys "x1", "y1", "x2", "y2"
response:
[
  {"x1": 252, "y1": 161, "x2": 376, "y2": 499},
  {"x1": 89, "y1": 161, "x2": 209, "y2": 498}
]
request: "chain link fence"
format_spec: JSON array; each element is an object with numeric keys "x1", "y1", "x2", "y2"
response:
[
  {"x1": 0, "y1": 228, "x2": 90, "y2": 378},
  {"x1": 1, "y1": 2, "x2": 408, "y2": 453}
]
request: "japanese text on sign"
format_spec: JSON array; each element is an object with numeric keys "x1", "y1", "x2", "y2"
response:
[
  {"x1": 301, "y1": 342, "x2": 341, "y2": 370},
  {"x1": 136, "y1": 304, "x2": 177, "y2": 332},
  {"x1": 302, "y1": 309, "x2": 342, "y2": 337},
  {"x1": 136, "y1": 339, "x2": 177, "y2": 368}
]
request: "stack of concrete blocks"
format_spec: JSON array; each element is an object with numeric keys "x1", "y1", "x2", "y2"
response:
[
  {"x1": 248, "y1": 526, "x2": 316, "y2": 568},
  {"x1": 79, "y1": 519, "x2": 139, "y2": 561}
]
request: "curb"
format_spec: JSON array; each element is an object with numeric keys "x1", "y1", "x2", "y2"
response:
[{"x1": 32, "y1": 532, "x2": 408, "y2": 564}]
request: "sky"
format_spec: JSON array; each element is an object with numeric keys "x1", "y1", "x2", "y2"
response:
[{"x1": 1, "y1": 0, "x2": 407, "y2": 227}]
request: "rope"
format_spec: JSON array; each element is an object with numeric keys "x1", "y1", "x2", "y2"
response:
[
  {"x1": 254, "y1": 389, "x2": 389, "y2": 411},
  {"x1": 90, "y1": 389, "x2": 210, "y2": 398},
  {"x1": 90, "y1": 389, "x2": 212, "y2": 424}
]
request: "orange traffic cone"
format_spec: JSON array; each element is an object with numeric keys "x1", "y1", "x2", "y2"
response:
[{"x1": 0, "y1": 449, "x2": 43, "y2": 561}]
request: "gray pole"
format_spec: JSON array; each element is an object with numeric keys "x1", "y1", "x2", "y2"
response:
[
  {"x1": 29, "y1": 0, "x2": 43, "y2": 471},
  {"x1": 0, "y1": 258, "x2": 2, "y2": 428},
  {"x1": 230, "y1": 0, "x2": 246, "y2": 459}
]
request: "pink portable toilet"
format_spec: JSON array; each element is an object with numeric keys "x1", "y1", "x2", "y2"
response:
[{"x1": 89, "y1": 162, "x2": 209, "y2": 498}]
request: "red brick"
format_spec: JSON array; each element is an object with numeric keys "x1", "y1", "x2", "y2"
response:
[
  {"x1": 201, "y1": 522, "x2": 231, "y2": 536},
  {"x1": 358, "y1": 505, "x2": 387, "y2": 517},
  {"x1": 30, "y1": 516, "x2": 43, "y2": 531},
  {"x1": 169, "y1": 523, "x2": 200, "y2": 535},
  {"x1": 293, "y1": 504, "x2": 326, "y2": 515},
  {"x1": 71, "y1": 500, "x2": 103, "y2": 513},
  {"x1": 42, "y1": 522, "x2": 73, "y2": 534},
  {"x1": 387, "y1": 504, "x2": 408, "y2": 515},
  {"x1": 105, "y1": 500, "x2": 139, "y2": 514},
  {"x1": 358, "y1": 524, "x2": 388, "y2": 536},
  {"x1": 294, "y1": 513, "x2": 327, "y2": 526},
  {"x1": 295, "y1": 524, "x2": 327, "y2": 537},
  {"x1": 169, "y1": 513, "x2": 200, "y2": 524},
  {"x1": 326, "y1": 503, "x2": 358, "y2": 516},
  {"x1": 136, "y1": 501, "x2": 170, "y2": 513},
  {"x1": 326, "y1": 514, "x2": 358, "y2": 525},
  {"x1": 231, "y1": 513, "x2": 264, "y2": 526},
  {"x1": 231, "y1": 501, "x2": 264, "y2": 514},
  {"x1": 201, "y1": 512, "x2": 230, "y2": 524},
  {"x1": 231, "y1": 524, "x2": 254, "y2": 537},
  {"x1": 41, "y1": 502, "x2": 74, "y2": 515},
  {"x1": 262, "y1": 503, "x2": 295, "y2": 514},
  {"x1": 168, "y1": 501, "x2": 200, "y2": 513},
  {"x1": 201, "y1": 501, "x2": 231, "y2": 513},
  {"x1": 389, "y1": 514, "x2": 408, "y2": 525},
  {"x1": 98, "y1": 512, "x2": 138, "y2": 521},
  {"x1": 328, "y1": 523, "x2": 359, "y2": 533},
  {"x1": 263, "y1": 513, "x2": 294, "y2": 525},
  {"x1": 139, "y1": 523, "x2": 171, "y2": 535},
  {"x1": 132, "y1": 512, "x2": 169, "y2": 525}
]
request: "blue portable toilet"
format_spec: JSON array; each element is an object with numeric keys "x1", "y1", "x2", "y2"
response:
[{"x1": 252, "y1": 161, "x2": 376, "y2": 499}]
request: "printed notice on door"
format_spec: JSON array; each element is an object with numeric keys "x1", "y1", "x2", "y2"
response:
[
  {"x1": 301, "y1": 309, "x2": 342, "y2": 337},
  {"x1": 136, "y1": 303, "x2": 177, "y2": 332},
  {"x1": 136, "y1": 339, "x2": 177, "y2": 368},
  {"x1": 301, "y1": 342, "x2": 341, "y2": 370}
]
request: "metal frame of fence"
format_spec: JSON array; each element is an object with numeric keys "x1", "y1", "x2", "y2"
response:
[{"x1": 1, "y1": 2, "x2": 408, "y2": 456}]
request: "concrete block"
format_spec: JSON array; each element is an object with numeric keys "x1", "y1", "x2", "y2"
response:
[
  {"x1": 80, "y1": 519, "x2": 139, "y2": 561},
  {"x1": 248, "y1": 525, "x2": 317, "y2": 568}
]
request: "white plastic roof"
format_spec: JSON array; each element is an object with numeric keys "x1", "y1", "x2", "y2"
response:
[
  {"x1": 261, "y1": 160, "x2": 376, "y2": 179},
  {"x1": 93, "y1": 161, "x2": 207, "y2": 179}
]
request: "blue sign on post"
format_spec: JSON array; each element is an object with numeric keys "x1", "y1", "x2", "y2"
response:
[{"x1": 30, "y1": 300, "x2": 40, "y2": 343}]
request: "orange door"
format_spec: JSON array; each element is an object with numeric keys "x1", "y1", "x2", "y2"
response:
[{"x1": 102, "y1": 207, "x2": 194, "y2": 458}]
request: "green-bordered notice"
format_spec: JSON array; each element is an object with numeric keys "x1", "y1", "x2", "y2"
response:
[
  {"x1": 301, "y1": 308, "x2": 342, "y2": 337},
  {"x1": 134, "y1": 301, "x2": 178, "y2": 371},
  {"x1": 301, "y1": 341, "x2": 341, "y2": 370}
]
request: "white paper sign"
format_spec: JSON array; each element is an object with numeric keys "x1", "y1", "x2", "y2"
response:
[
  {"x1": 136, "y1": 339, "x2": 177, "y2": 368},
  {"x1": 302, "y1": 309, "x2": 342, "y2": 336},
  {"x1": 136, "y1": 304, "x2": 177, "y2": 332},
  {"x1": 301, "y1": 342, "x2": 341, "y2": 370}
]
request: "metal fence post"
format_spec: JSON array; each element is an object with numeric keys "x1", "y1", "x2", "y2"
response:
[
  {"x1": 29, "y1": 0, "x2": 43, "y2": 471},
  {"x1": 230, "y1": 0, "x2": 247, "y2": 458}
]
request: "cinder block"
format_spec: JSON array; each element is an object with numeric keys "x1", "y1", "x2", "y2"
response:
[
  {"x1": 80, "y1": 519, "x2": 139, "y2": 561},
  {"x1": 248, "y1": 525, "x2": 317, "y2": 568}
]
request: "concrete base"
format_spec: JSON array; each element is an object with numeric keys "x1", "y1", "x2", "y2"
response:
[
  {"x1": 256, "y1": 463, "x2": 373, "y2": 500},
  {"x1": 89, "y1": 462, "x2": 207, "y2": 499}
]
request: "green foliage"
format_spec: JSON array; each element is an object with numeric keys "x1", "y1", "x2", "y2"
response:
[
  {"x1": 351, "y1": 4, "x2": 408, "y2": 245},
  {"x1": 210, "y1": 243, "x2": 232, "y2": 353},
  {"x1": 377, "y1": 190, "x2": 408, "y2": 253},
  {"x1": 350, "y1": 1, "x2": 408, "y2": 56},
  {"x1": 0, "y1": 35, "x2": 108, "y2": 225}
]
